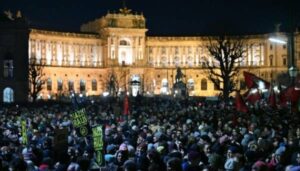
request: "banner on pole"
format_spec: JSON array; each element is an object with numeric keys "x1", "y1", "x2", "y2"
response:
[
  {"x1": 92, "y1": 125, "x2": 104, "y2": 165},
  {"x1": 21, "y1": 119, "x2": 28, "y2": 145}
]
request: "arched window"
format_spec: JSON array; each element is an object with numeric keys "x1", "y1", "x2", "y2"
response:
[
  {"x1": 201, "y1": 79, "x2": 207, "y2": 90},
  {"x1": 161, "y1": 79, "x2": 168, "y2": 94},
  {"x1": 120, "y1": 40, "x2": 130, "y2": 46},
  {"x1": 68, "y1": 80, "x2": 74, "y2": 91},
  {"x1": 57, "y1": 79, "x2": 63, "y2": 91},
  {"x1": 3, "y1": 87, "x2": 14, "y2": 103},
  {"x1": 80, "y1": 79, "x2": 86, "y2": 92},
  {"x1": 47, "y1": 78, "x2": 52, "y2": 91},
  {"x1": 92, "y1": 79, "x2": 97, "y2": 91}
]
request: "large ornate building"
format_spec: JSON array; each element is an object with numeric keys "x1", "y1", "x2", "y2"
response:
[{"x1": 1, "y1": 7, "x2": 300, "y2": 103}]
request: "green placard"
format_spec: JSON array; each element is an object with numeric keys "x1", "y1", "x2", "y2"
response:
[
  {"x1": 21, "y1": 119, "x2": 28, "y2": 145},
  {"x1": 71, "y1": 108, "x2": 88, "y2": 128},
  {"x1": 92, "y1": 125, "x2": 104, "y2": 165},
  {"x1": 92, "y1": 126, "x2": 103, "y2": 150},
  {"x1": 71, "y1": 109, "x2": 89, "y2": 137}
]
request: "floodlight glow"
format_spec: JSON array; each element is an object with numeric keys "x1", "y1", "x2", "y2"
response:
[
  {"x1": 161, "y1": 87, "x2": 168, "y2": 94},
  {"x1": 103, "y1": 92, "x2": 109, "y2": 97},
  {"x1": 268, "y1": 38, "x2": 287, "y2": 44},
  {"x1": 258, "y1": 81, "x2": 265, "y2": 90},
  {"x1": 251, "y1": 89, "x2": 258, "y2": 94},
  {"x1": 79, "y1": 94, "x2": 83, "y2": 98}
]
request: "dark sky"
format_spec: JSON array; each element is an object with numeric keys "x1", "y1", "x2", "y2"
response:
[{"x1": 1, "y1": 0, "x2": 299, "y2": 36}]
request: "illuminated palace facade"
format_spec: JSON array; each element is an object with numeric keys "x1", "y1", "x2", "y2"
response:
[{"x1": 1, "y1": 8, "x2": 300, "y2": 102}]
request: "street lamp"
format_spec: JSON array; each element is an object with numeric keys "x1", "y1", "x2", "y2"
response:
[
  {"x1": 289, "y1": 66, "x2": 298, "y2": 85},
  {"x1": 269, "y1": 33, "x2": 297, "y2": 85}
]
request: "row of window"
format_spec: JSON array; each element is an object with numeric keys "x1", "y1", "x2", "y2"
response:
[{"x1": 46, "y1": 79, "x2": 98, "y2": 92}]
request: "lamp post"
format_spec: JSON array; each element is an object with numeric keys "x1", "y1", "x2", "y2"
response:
[
  {"x1": 289, "y1": 66, "x2": 298, "y2": 85},
  {"x1": 269, "y1": 32, "x2": 297, "y2": 85}
]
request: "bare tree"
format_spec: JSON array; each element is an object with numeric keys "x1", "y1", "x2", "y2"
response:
[
  {"x1": 105, "y1": 68, "x2": 126, "y2": 97},
  {"x1": 205, "y1": 36, "x2": 247, "y2": 103},
  {"x1": 28, "y1": 58, "x2": 46, "y2": 102}
]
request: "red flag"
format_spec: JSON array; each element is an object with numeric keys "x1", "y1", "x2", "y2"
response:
[
  {"x1": 123, "y1": 95, "x2": 129, "y2": 115},
  {"x1": 245, "y1": 88, "x2": 261, "y2": 104},
  {"x1": 280, "y1": 86, "x2": 300, "y2": 107},
  {"x1": 244, "y1": 72, "x2": 257, "y2": 89},
  {"x1": 243, "y1": 71, "x2": 270, "y2": 89},
  {"x1": 268, "y1": 87, "x2": 277, "y2": 108},
  {"x1": 235, "y1": 91, "x2": 248, "y2": 113}
]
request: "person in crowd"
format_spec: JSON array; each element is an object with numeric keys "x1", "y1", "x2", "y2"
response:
[{"x1": 0, "y1": 96, "x2": 300, "y2": 171}]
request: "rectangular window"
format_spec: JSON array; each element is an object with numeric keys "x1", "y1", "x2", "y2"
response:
[
  {"x1": 57, "y1": 80, "x2": 63, "y2": 91},
  {"x1": 270, "y1": 44, "x2": 273, "y2": 50},
  {"x1": 3, "y1": 60, "x2": 13, "y2": 78},
  {"x1": 283, "y1": 58, "x2": 287, "y2": 66},
  {"x1": 283, "y1": 45, "x2": 286, "y2": 49},
  {"x1": 201, "y1": 79, "x2": 207, "y2": 90},
  {"x1": 47, "y1": 80, "x2": 52, "y2": 91},
  {"x1": 92, "y1": 80, "x2": 97, "y2": 91}
]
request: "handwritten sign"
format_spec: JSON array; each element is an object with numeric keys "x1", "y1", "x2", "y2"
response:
[{"x1": 71, "y1": 109, "x2": 89, "y2": 137}]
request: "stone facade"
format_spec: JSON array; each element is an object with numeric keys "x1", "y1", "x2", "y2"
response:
[
  {"x1": 0, "y1": 13, "x2": 29, "y2": 103},
  {"x1": 1, "y1": 8, "x2": 300, "y2": 102}
]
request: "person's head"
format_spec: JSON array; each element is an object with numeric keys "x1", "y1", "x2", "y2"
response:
[
  {"x1": 203, "y1": 144, "x2": 211, "y2": 156},
  {"x1": 116, "y1": 150, "x2": 128, "y2": 164},
  {"x1": 147, "y1": 149, "x2": 161, "y2": 163},
  {"x1": 166, "y1": 157, "x2": 182, "y2": 171},
  {"x1": 123, "y1": 160, "x2": 137, "y2": 171}
]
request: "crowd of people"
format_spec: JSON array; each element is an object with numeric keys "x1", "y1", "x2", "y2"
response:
[{"x1": 1, "y1": 96, "x2": 300, "y2": 171}]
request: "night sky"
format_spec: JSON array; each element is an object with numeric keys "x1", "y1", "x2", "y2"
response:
[{"x1": 0, "y1": 0, "x2": 299, "y2": 36}]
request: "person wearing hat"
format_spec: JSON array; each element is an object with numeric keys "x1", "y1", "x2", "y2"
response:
[{"x1": 224, "y1": 146, "x2": 238, "y2": 171}]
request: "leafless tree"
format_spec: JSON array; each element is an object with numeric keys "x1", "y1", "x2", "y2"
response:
[
  {"x1": 28, "y1": 58, "x2": 46, "y2": 102},
  {"x1": 205, "y1": 35, "x2": 247, "y2": 103},
  {"x1": 105, "y1": 68, "x2": 127, "y2": 97}
]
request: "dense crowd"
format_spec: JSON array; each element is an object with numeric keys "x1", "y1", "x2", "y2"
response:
[{"x1": 1, "y1": 96, "x2": 300, "y2": 171}]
